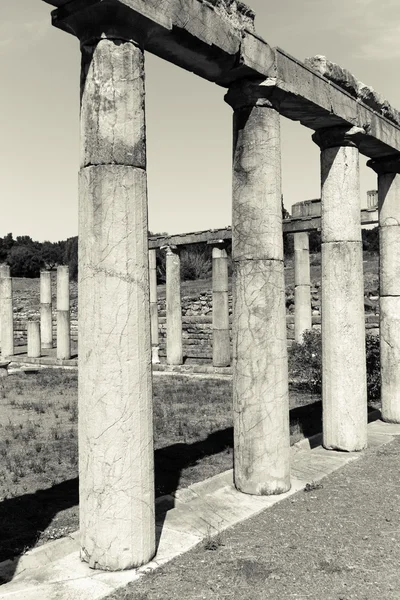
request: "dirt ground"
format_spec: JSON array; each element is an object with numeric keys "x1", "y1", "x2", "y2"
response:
[{"x1": 109, "y1": 436, "x2": 400, "y2": 600}]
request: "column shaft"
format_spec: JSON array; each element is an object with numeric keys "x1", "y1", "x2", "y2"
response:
[
  {"x1": 0, "y1": 265, "x2": 10, "y2": 350},
  {"x1": 165, "y1": 246, "x2": 183, "y2": 365},
  {"x1": 149, "y1": 249, "x2": 160, "y2": 364},
  {"x1": 0, "y1": 277, "x2": 13, "y2": 358},
  {"x1": 57, "y1": 265, "x2": 71, "y2": 360},
  {"x1": 229, "y1": 93, "x2": 290, "y2": 495},
  {"x1": 27, "y1": 321, "x2": 41, "y2": 358},
  {"x1": 315, "y1": 128, "x2": 367, "y2": 451},
  {"x1": 40, "y1": 271, "x2": 53, "y2": 349},
  {"x1": 294, "y1": 232, "x2": 312, "y2": 343},
  {"x1": 79, "y1": 39, "x2": 155, "y2": 570},
  {"x1": 212, "y1": 244, "x2": 230, "y2": 367}
]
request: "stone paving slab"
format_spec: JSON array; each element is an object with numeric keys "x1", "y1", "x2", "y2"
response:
[{"x1": 0, "y1": 419, "x2": 398, "y2": 600}]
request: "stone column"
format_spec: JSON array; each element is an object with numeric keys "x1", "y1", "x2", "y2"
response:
[
  {"x1": 149, "y1": 249, "x2": 160, "y2": 364},
  {"x1": 78, "y1": 38, "x2": 155, "y2": 570},
  {"x1": 40, "y1": 271, "x2": 53, "y2": 349},
  {"x1": 211, "y1": 241, "x2": 230, "y2": 367},
  {"x1": 312, "y1": 126, "x2": 367, "y2": 451},
  {"x1": 164, "y1": 245, "x2": 183, "y2": 365},
  {"x1": 367, "y1": 156, "x2": 400, "y2": 423},
  {"x1": 293, "y1": 232, "x2": 312, "y2": 343},
  {"x1": 0, "y1": 277, "x2": 13, "y2": 358},
  {"x1": 225, "y1": 81, "x2": 290, "y2": 496},
  {"x1": 57, "y1": 265, "x2": 71, "y2": 360},
  {"x1": 27, "y1": 321, "x2": 41, "y2": 358},
  {"x1": 0, "y1": 265, "x2": 10, "y2": 350}
]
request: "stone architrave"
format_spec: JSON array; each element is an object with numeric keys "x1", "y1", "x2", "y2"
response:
[
  {"x1": 293, "y1": 232, "x2": 312, "y2": 343},
  {"x1": 78, "y1": 38, "x2": 155, "y2": 570},
  {"x1": 27, "y1": 321, "x2": 41, "y2": 358},
  {"x1": 212, "y1": 241, "x2": 230, "y2": 367},
  {"x1": 368, "y1": 156, "x2": 400, "y2": 423},
  {"x1": 164, "y1": 245, "x2": 183, "y2": 365},
  {"x1": 149, "y1": 249, "x2": 160, "y2": 364},
  {"x1": 0, "y1": 277, "x2": 13, "y2": 358},
  {"x1": 0, "y1": 265, "x2": 10, "y2": 350},
  {"x1": 57, "y1": 265, "x2": 71, "y2": 360},
  {"x1": 224, "y1": 80, "x2": 291, "y2": 496},
  {"x1": 40, "y1": 271, "x2": 53, "y2": 349},
  {"x1": 312, "y1": 126, "x2": 368, "y2": 451}
]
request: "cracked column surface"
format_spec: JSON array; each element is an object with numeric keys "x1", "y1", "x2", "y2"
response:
[
  {"x1": 313, "y1": 126, "x2": 367, "y2": 452},
  {"x1": 0, "y1": 265, "x2": 10, "y2": 350},
  {"x1": 27, "y1": 321, "x2": 41, "y2": 358},
  {"x1": 368, "y1": 156, "x2": 400, "y2": 423},
  {"x1": 225, "y1": 81, "x2": 290, "y2": 496},
  {"x1": 0, "y1": 277, "x2": 13, "y2": 358},
  {"x1": 149, "y1": 249, "x2": 160, "y2": 364},
  {"x1": 79, "y1": 39, "x2": 155, "y2": 570},
  {"x1": 212, "y1": 242, "x2": 230, "y2": 367},
  {"x1": 164, "y1": 245, "x2": 183, "y2": 365},
  {"x1": 40, "y1": 271, "x2": 53, "y2": 349},
  {"x1": 293, "y1": 232, "x2": 312, "y2": 343},
  {"x1": 57, "y1": 265, "x2": 71, "y2": 360}
]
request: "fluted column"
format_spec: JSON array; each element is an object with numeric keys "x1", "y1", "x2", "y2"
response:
[
  {"x1": 293, "y1": 232, "x2": 312, "y2": 342},
  {"x1": 225, "y1": 81, "x2": 290, "y2": 496},
  {"x1": 368, "y1": 156, "x2": 400, "y2": 422},
  {"x1": 164, "y1": 245, "x2": 183, "y2": 365},
  {"x1": 27, "y1": 321, "x2": 41, "y2": 358},
  {"x1": 149, "y1": 249, "x2": 160, "y2": 364},
  {"x1": 0, "y1": 277, "x2": 13, "y2": 358},
  {"x1": 211, "y1": 241, "x2": 230, "y2": 367},
  {"x1": 78, "y1": 38, "x2": 155, "y2": 569},
  {"x1": 40, "y1": 271, "x2": 53, "y2": 349},
  {"x1": 57, "y1": 265, "x2": 71, "y2": 360},
  {"x1": 313, "y1": 126, "x2": 367, "y2": 451}
]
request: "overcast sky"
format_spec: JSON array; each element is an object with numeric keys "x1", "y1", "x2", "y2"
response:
[{"x1": 1, "y1": 0, "x2": 398, "y2": 242}]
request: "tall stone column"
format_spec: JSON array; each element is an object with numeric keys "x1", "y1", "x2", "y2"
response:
[
  {"x1": 368, "y1": 156, "x2": 400, "y2": 423},
  {"x1": 57, "y1": 265, "x2": 71, "y2": 360},
  {"x1": 164, "y1": 245, "x2": 183, "y2": 365},
  {"x1": 312, "y1": 126, "x2": 367, "y2": 451},
  {"x1": 225, "y1": 81, "x2": 290, "y2": 496},
  {"x1": 149, "y1": 249, "x2": 160, "y2": 364},
  {"x1": 40, "y1": 271, "x2": 53, "y2": 349},
  {"x1": 211, "y1": 241, "x2": 230, "y2": 367},
  {"x1": 0, "y1": 265, "x2": 10, "y2": 350},
  {"x1": 0, "y1": 277, "x2": 13, "y2": 358},
  {"x1": 27, "y1": 321, "x2": 41, "y2": 358},
  {"x1": 78, "y1": 38, "x2": 155, "y2": 570},
  {"x1": 293, "y1": 232, "x2": 312, "y2": 343}
]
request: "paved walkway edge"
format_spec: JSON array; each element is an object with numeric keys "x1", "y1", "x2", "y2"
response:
[{"x1": 0, "y1": 416, "x2": 396, "y2": 600}]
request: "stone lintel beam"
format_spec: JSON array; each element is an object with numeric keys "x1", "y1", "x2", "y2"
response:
[{"x1": 367, "y1": 155, "x2": 400, "y2": 176}]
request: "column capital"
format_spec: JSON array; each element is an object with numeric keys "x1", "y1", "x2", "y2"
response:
[
  {"x1": 224, "y1": 78, "x2": 284, "y2": 111},
  {"x1": 367, "y1": 155, "x2": 400, "y2": 175},
  {"x1": 207, "y1": 238, "x2": 230, "y2": 249},
  {"x1": 312, "y1": 125, "x2": 366, "y2": 151},
  {"x1": 160, "y1": 244, "x2": 179, "y2": 255}
]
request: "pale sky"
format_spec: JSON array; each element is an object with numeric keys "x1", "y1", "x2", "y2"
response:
[{"x1": 1, "y1": 0, "x2": 398, "y2": 242}]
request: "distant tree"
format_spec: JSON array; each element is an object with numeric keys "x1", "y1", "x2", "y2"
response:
[
  {"x1": 362, "y1": 227, "x2": 379, "y2": 252},
  {"x1": 64, "y1": 236, "x2": 78, "y2": 280},
  {"x1": 41, "y1": 241, "x2": 65, "y2": 270},
  {"x1": 282, "y1": 196, "x2": 294, "y2": 257},
  {"x1": 8, "y1": 245, "x2": 43, "y2": 278},
  {"x1": 309, "y1": 230, "x2": 321, "y2": 253}
]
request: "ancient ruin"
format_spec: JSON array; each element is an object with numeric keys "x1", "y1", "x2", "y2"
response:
[{"x1": 0, "y1": 0, "x2": 398, "y2": 573}]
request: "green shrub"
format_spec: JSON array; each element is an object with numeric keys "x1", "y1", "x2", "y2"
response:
[{"x1": 288, "y1": 329, "x2": 381, "y2": 401}]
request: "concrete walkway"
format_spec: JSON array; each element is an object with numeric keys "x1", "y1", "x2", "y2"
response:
[{"x1": 0, "y1": 419, "x2": 398, "y2": 600}]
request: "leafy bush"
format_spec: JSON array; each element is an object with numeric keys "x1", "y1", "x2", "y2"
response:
[
  {"x1": 288, "y1": 329, "x2": 381, "y2": 401},
  {"x1": 180, "y1": 246, "x2": 211, "y2": 281}
]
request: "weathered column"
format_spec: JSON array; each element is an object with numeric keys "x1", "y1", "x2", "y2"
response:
[
  {"x1": 149, "y1": 249, "x2": 160, "y2": 364},
  {"x1": 27, "y1": 321, "x2": 41, "y2": 358},
  {"x1": 164, "y1": 245, "x2": 183, "y2": 365},
  {"x1": 57, "y1": 265, "x2": 71, "y2": 360},
  {"x1": 225, "y1": 81, "x2": 290, "y2": 495},
  {"x1": 211, "y1": 241, "x2": 230, "y2": 367},
  {"x1": 40, "y1": 271, "x2": 53, "y2": 349},
  {"x1": 0, "y1": 265, "x2": 10, "y2": 350},
  {"x1": 367, "y1": 156, "x2": 400, "y2": 422},
  {"x1": 312, "y1": 126, "x2": 367, "y2": 451},
  {"x1": 0, "y1": 277, "x2": 13, "y2": 358},
  {"x1": 293, "y1": 232, "x2": 312, "y2": 343},
  {"x1": 78, "y1": 38, "x2": 155, "y2": 569}
]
